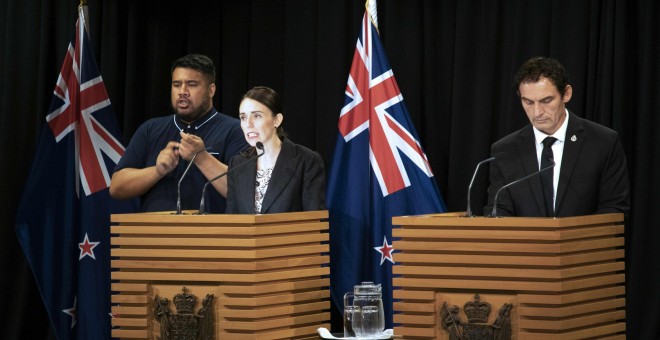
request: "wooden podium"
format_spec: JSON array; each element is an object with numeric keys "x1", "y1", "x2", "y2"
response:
[
  {"x1": 109, "y1": 210, "x2": 330, "y2": 339},
  {"x1": 391, "y1": 213, "x2": 626, "y2": 339}
]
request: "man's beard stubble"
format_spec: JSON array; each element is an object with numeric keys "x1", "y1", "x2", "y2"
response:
[{"x1": 174, "y1": 97, "x2": 211, "y2": 124}]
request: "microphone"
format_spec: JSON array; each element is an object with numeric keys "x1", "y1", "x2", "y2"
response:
[
  {"x1": 174, "y1": 145, "x2": 215, "y2": 215},
  {"x1": 490, "y1": 162, "x2": 555, "y2": 217},
  {"x1": 197, "y1": 142, "x2": 265, "y2": 214},
  {"x1": 175, "y1": 152, "x2": 200, "y2": 215},
  {"x1": 465, "y1": 154, "x2": 501, "y2": 217}
]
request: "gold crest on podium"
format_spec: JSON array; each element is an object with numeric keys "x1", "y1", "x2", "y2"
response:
[{"x1": 153, "y1": 287, "x2": 215, "y2": 340}]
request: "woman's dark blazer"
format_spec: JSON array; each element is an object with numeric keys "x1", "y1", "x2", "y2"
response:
[{"x1": 225, "y1": 138, "x2": 326, "y2": 214}]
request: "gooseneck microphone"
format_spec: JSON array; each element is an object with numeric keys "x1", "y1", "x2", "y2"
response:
[
  {"x1": 173, "y1": 145, "x2": 218, "y2": 214},
  {"x1": 197, "y1": 142, "x2": 265, "y2": 214},
  {"x1": 490, "y1": 162, "x2": 555, "y2": 217},
  {"x1": 465, "y1": 155, "x2": 499, "y2": 217},
  {"x1": 175, "y1": 152, "x2": 200, "y2": 215}
]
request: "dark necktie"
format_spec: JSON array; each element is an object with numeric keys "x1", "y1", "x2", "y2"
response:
[{"x1": 541, "y1": 137, "x2": 557, "y2": 217}]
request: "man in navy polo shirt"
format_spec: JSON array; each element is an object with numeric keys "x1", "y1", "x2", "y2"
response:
[{"x1": 110, "y1": 54, "x2": 248, "y2": 213}]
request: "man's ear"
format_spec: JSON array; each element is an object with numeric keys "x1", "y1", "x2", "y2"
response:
[
  {"x1": 209, "y1": 83, "x2": 216, "y2": 97},
  {"x1": 562, "y1": 85, "x2": 572, "y2": 103}
]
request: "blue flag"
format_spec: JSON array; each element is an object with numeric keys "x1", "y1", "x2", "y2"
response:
[
  {"x1": 15, "y1": 7, "x2": 136, "y2": 339},
  {"x1": 327, "y1": 7, "x2": 447, "y2": 328}
]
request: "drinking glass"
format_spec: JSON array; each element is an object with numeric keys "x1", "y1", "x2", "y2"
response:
[
  {"x1": 343, "y1": 305, "x2": 360, "y2": 337},
  {"x1": 357, "y1": 305, "x2": 380, "y2": 337}
]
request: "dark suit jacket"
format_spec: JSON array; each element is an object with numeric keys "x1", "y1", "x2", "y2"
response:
[
  {"x1": 484, "y1": 112, "x2": 630, "y2": 217},
  {"x1": 225, "y1": 138, "x2": 326, "y2": 214}
]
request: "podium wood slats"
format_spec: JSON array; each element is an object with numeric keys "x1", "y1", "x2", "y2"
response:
[
  {"x1": 111, "y1": 233, "x2": 327, "y2": 247},
  {"x1": 393, "y1": 314, "x2": 436, "y2": 325},
  {"x1": 391, "y1": 213, "x2": 622, "y2": 227},
  {"x1": 217, "y1": 278, "x2": 329, "y2": 295},
  {"x1": 395, "y1": 237, "x2": 623, "y2": 253},
  {"x1": 518, "y1": 310, "x2": 625, "y2": 330},
  {"x1": 395, "y1": 249, "x2": 624, "y2": 266},
  {"x1": 111, "y1": 210, "x2": 328, "y2": 224},
  {"x1": 394, "y1": 262, "x2": 624, "y2": 279},
  {"x1": 111, "y1": 211, "x2": 329, "y2": 339},
  {"x1": 518, "y1": 298, "x2": 625, "y2": 317},
  {"x1": 393, "y1": 326, "x2": 436, "y2": 338},
  {"x1": 218, "y1": 302, "x2": 330, "y2": 319},
  {"x1": 519, "y1": 322, "x2": 626, "y2": 340},
  {"x1": 219, "y1": 290, "x2": 329, "y2": 307},
  {"x1": 392, "y1": 301, "x2": 435, "y2": 313},
  {"x1": 111, "y1": 221, "x2": 327, "y2": 235},
  {"x1": 112, "y1": 318, "x2": 147, "y2": 327},
  {"x1": 393, "y1": 213, "x2": 626, "y2": 339},
  {"x1": 219, "y1": 312, "x2": 329, "y2": 330},
  {"x1": 111, "y1": 255, "x2": 327, "y2": 271},
  {"x1": 111, "y1": 294, "x2": 147, "y2": 304},
  {"x1": 111, "y1": 283, "x2": 147, "y2": 292},
  {"x1": 394, "y1": 273, "x2": 624, "y2": 292},
  {"x1": 392, "y1": 289, "x2": 435, "y2": 300},
  {"x1": 518, "y1": 286, "x2": 626, "y2": 304},
  {"x1": 111, "y1": 329, "x2": 148, "y2": 338},
  {"x1": 218, "y1": 323, "x2": 329, "y2": 340},
  {"x1": 111, "y1": 244, "x2": 328, "y2": 259},
  {"x1": 111, "y1": 266, "x2": 329, "y2": 282},
  {"x1": 111, "y1": 306, "x2": 148, "y2": 316},
  {"x1": 393, "y1": 225, "x2": 623, "y2": 240}
]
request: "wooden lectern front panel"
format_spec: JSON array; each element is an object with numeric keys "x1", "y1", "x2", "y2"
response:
[
  {"x1": 110, "y1": 211, "x2": 330, "y2": 340},
  {"x1": 392, "y1": 213, "x2": 626, "y2": 339}
]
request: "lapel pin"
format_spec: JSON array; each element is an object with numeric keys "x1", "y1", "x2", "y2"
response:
[{"x1": 571, "y1": 135, "x2": 577, "y2": 142}]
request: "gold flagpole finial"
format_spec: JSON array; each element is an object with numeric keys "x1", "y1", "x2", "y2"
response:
[
  {"x1": 80, "y1": 0, "x2": 87, "y2": 7},
  {"x1": 365, "y1": 0, "x2": 378, "y2": 29}
]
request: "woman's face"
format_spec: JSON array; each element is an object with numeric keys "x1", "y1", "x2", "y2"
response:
[{"x1": 238, "y1": 98, "x2": 283, "y2": 147}]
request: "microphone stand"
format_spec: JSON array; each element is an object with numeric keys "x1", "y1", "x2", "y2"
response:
[
  {"x1": 465, "y1": 156, "x2": 496, "y2": 217},
  {"x1": 490, "y1": 163, "x2": 555, "y2": 217},
  {"x1": 175, "y1": 152, "x2": 199, "y2": 215}
]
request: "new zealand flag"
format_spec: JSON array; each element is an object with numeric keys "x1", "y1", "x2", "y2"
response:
[
  {"x1": 15, "y1": 6, "x2": 136, "y2": 339},
  {"x1": 327, "y1": 5, "x2": 447, "y2": 328}
]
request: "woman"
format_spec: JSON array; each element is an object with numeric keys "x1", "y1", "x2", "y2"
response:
[{"x1": 225, "y1": 86, "x2": 326, "y2": 214}]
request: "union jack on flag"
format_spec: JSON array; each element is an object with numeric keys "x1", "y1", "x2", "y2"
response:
[
  {"x1": 16, "y1": 5, "x2": 136, "y2": 339},
  {"x1": 327, "y1": 1, "x2": 446, "y2": 329},
  {"x1": 45, "y1": 7, "x2": 125, "y2": 197}
]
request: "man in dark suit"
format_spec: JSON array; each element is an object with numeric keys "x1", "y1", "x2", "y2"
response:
[{"x1": 484, "y1": 57, "x2": 630, "y2": 217}]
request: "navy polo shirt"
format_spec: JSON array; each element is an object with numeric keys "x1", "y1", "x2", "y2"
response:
[{"x1": 114, "y1": 108, "x2": 248, "y2": 213}]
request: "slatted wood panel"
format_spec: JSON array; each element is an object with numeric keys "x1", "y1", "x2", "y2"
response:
[
  {"x1": 392, "y1": 213, "x2": 626, "y2": 339},
  {"x1": 110, "y1": 211, "x2": 329, "y2": 340}
]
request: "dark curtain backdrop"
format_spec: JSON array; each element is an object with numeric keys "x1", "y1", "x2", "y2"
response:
[{"x1": 1, "y1": 0, "x2": 658, "y2": 338}]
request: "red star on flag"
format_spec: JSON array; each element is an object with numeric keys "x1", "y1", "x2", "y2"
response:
[
  {"x1": 78, "y1": 233, "x2": 100, "y2": 260},
  {"x1": 62, "y1": 296, "x2": 77, "y2": 329},
  {"x1": 374, "y1": 236, "x2": 395, "y2": 265}
]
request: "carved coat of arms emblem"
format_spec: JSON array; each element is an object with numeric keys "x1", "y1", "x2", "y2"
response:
[
  {"x1": 441, "y1": 294, "x2": 512, "y2": 340},
  {"x1": 153, "y1": 287, "x2": 215, "y2": 340}
]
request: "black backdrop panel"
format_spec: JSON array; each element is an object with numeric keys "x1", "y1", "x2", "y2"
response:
[{"x1": 1, "y1": 0, "x2": 658, "y2": 338}]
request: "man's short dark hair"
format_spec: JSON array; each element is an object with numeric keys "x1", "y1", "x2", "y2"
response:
[
  {"x1": 514, "y1": 57, "x2": 570, "y2": 97},
  {"x1": 171, "y1": 54, "x2": 216, "y2": 85}
]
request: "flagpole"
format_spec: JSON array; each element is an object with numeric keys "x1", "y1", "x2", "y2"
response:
[
  {"x1": 366, "y1": 0, "x2": 378, "y2": 29},
  {"x1": 79, "y1": 0, "x2": 89, "y2": 39}
]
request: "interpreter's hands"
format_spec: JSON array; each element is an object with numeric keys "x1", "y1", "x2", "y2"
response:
[
  {"x1": 156, "y1": 141, "x2": 180, "y2": 176},
  {"x1": 178, "y1": 131, "x2": 206, "y2": 161}
]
